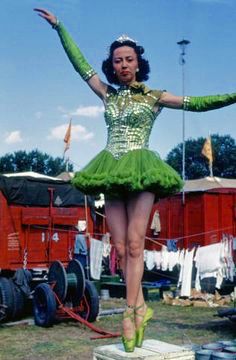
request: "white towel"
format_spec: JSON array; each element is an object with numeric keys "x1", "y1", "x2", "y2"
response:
[
  {"x1": 154, "y1": 251, "x2": 162, "y2": 269},
  {"x1": 90, "y1": 238, "x2": 104, "y2": 280},
  {"x1": 160, "y1": 246, "x2": 169, "y2": 271},
  {"x1": 168, "y1": 250, "x2": 180, "y2": 271},
  {"x1": 194, "y1": 241, "x2": 228, "y2": 291},
  {"x1": 180, "y1": 248, "x2": 195, "y2": 297},
  {"x1": 194, "y1": 242, "x2": 222, "y2": 276},
  {"x1": 145, "y1": 250, "x2": 156, "y2": 270}
]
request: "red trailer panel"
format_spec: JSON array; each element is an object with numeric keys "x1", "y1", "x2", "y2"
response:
[{"x1": 0, "y1": 175, "x2": 94, "y2": 272}]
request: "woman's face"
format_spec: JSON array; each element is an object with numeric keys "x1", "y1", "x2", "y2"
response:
[{"x1": 112, "y1": 46, "x2": 138, "y2": 85}]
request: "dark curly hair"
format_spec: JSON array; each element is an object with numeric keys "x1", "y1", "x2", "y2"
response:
[{"x1": 102, "y1": 40, "x2": 150, "y2": 85}]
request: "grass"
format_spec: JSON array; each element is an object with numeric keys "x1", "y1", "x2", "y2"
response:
[{"x1": 0, "y1": 298, "x2": 235, "y2": 360}]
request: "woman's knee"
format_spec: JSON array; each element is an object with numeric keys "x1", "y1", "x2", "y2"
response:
[
  {"x1": 127, "y1": 234, "x2": 144, "y2": 258},
  {"x1": 114, "y1": 242, "x2": 126, "y2": 260}
]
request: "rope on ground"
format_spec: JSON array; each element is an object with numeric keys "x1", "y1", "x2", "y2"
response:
[{"x1": 54, "y1": 292, "x2": 121, "y2": 340}]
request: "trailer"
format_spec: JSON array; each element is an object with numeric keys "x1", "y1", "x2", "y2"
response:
[
  {"x1": 147, "y1": 177, "x2": 236, "y2": 251},
  {"x1": 0, "y1": 172, "x2": 96, "y2": 322}
]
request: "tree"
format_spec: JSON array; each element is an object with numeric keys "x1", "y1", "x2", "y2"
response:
[
  {"x1": 0, "y1": 149, "x2": 73, "y2": 176},
  {"x1": 166, "y1": 134, "x2": 236, "y2": 179}
]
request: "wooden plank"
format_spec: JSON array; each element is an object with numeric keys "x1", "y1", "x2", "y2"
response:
[{"x1": 93, "y1": 340, "x2": 195, "y2": 360}]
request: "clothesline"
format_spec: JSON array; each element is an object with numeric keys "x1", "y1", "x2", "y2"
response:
[
  {"x1": 146, "y1": 226, "x2": 234, "y2": 244},
  {"x1": 95, "y1": 211, "x2": 106, "y2": 219},
  {"x1": 29, "y1": 225, "x2": 234, "y2": 244}
]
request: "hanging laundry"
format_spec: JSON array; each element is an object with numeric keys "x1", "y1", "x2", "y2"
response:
[
  {"x1": 167, "y1": 239, "x2": 178, "y2": 252},
  {"x1": 90, "y1": 238, "x2": 104, "y2": 280},
  {"x1": 150, "y1": 210, "x2": 161, "y2": 234},
  {"x1": 144, "y1": 250, "x2": 156, "y2": 270},
  {"x1": 160, "y1": 246, "x2": 169, "y2": 271},
  {"x1": 102, "y1": 232, "x2": 111, "y2": 257},
  {"x1": 154, "y1": 251, "x2": 162, "y2": 269},
  {"x1": 180, "y1": 248, "x2": 195, "y2": 297},
  {"x1": 194, "y1": 242, "x2": 222, "y2": 291},
  {"x1": 168, "y1": 249, "x2": 180, "y2": 271}
]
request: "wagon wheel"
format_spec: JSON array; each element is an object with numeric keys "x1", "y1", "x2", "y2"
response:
[
  {"x1": 79, "y1": 280, "x2": 99, "y2": 323},
  {"x1": 33, "y1": 283, "x2": 56, "y2": 327},
  {"x1": 12, "y1": 282, "x2": 26, "y2": 319},
  {"x1": 48, "y1": 260, "x2": 68, "y2": 303},
  {"x1": 0, "y1": 277, "x2": 15, "y2": 321},
  {"x1": 66, "y1": 259, "x2": 85, "y2": 307}
]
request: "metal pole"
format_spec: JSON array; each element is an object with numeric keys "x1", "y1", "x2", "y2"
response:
[
  {"x1": 177, "y1": 39, "x2": 190, "y2": 205},
  {"x1": 182, "y1": 62, "x2": 186, "y2": 201}
]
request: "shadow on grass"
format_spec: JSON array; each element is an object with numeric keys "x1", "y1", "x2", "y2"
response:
[{"x1": 158, "y1": 318, "x2": 235, "y2": 333}]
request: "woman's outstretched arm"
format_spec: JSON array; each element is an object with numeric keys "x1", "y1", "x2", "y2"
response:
[
  {"x1": 34, "y1": 8, "x2": 107, "y2": 100},
  {"x1": 159, "y1": 91, "x2": 236, "y2": 111}
]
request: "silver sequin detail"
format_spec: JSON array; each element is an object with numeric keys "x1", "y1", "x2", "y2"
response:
[
  {"x1": 104, "y1": 87, "x2": 160, "y2": 159},
  {"x1": 183, "y1": 96, "x2": 191, "y2": 111},
  {"x1": 82, "y1": 68, "x2": 97, "y2": 81}
]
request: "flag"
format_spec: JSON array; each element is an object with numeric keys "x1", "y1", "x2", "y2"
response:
[
  {"x1": 201, "y1": 136, "x2": 213, "y2": 164},
  {"x1": 63, "y1": 119, "x2": 72, "y2": 155},
  {"x1": 202, "y1": 136, "x2": 213, "y2": 177}
]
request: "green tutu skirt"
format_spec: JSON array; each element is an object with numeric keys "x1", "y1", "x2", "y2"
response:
[{"x1": 72, "y1": 149, "x2": 183, "y2": 199}]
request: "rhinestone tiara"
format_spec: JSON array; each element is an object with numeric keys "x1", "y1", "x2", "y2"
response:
[{"x1": 116, "y1": 34, "x2": 137, "y2": 44}]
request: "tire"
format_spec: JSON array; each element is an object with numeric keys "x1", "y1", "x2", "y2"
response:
[
  {"x1": 0, "y1": 277, "x2": 15, "y2": 321},
  {"x1": 33, "y1": 283, "x2": 56, "y2": 327},
  {"x1": 80, "y1": 280, "x2": 99, "y2": 323},
  {"x1": 12, "y1": 282, "x2": 25, "y2": 319}
]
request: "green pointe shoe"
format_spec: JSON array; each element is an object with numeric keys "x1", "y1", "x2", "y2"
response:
[
  {"x1": 122, "y1": 306, "x2": 136, "y2": 353},
  {"x1": 135, "y1": 304, "x2": 154, "y2": 348}
]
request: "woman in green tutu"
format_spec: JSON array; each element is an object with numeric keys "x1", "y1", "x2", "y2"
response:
[{"x1": 34, "y1": 8, "x2": 236, "y2": 352}]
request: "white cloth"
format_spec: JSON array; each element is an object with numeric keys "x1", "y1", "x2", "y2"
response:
[
  {"x1": 102, "y1": 233, "x2": 111, "y2": 257},
  {"x1": 168, "y1": 250, "x2": 180, "y2": 271},
  {"x1": 160, "y1": 246, "x2": 169, "y2": 271},
  {"x1": 90, "y1": 238, "x2": 104, "y2": 280},
  {"x1": 177, "y1": 249, "x2": 185, "y2": 288},
  {"x1": 194, "y1": 238, "x2": 235, "y2": 291},
  {"x1": 180, "y1": 248, "x2": 195, "y2": 297},
  {"x1": 145, "y1": 250, "x2": 156, "y2": 270},
  {"x1": 154, "y1": 251, "x2": 162, "y2": 269},
  {"x1": 150, "y1": 210, "x2": 161, "y2": 234},
  {"x1": 194, "y1": 242, "x2": 222, "y2": 275}
]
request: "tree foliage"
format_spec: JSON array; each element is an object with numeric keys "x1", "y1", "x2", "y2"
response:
[
  {"x1": 166, "y1": 134, "x2": 236, "y2": 179},
  {"x1": 0, "y1": 149, "x2": 73, "y2": 176}
]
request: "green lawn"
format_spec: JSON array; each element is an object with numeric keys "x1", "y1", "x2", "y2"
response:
[{"x1": 0, "y1": 299, "x2": 235, "y2": 360}]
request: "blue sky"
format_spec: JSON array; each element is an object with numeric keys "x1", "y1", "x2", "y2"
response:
[{"x1": 1, "y1": 0, "x2": 235, "y2": 171}]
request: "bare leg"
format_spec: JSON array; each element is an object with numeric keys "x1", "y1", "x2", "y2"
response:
[
  {"x1": 126, "y1": 192, "x2": 155, "y2": 328},
  {"x1": 105, "y1": 192, "x2": 155, "y2": 340},
  {"x1": 105, "y1": 199, "x2": 135, "y2": 340},
  {"x1": 105, "y1": 198, "x2": 127, "y2": 272}
]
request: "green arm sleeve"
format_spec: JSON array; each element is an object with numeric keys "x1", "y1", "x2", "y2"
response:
[
  {"x1": 54, "y1": 21, "x2": 96, "y2": 81},
  {"x1": 183, "y1": 93, "x2": 236, "y2": 112}
]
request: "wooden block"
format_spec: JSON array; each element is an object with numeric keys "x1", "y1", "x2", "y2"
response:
[{"x1": 93, "y1": 339, "x2": 195, "y2": 360}]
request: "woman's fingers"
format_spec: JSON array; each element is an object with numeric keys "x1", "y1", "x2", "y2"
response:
[
  {"x1": 33, "y1": 8, "x2": 51, "y2": 16},
  {"x1": 33, "y1": 8, "x2": 57, "y2": 24}
]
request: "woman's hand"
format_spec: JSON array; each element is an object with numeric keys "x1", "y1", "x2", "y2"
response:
[{"x1": 34, "y1": 8, "x2": 57, "y2": 27}]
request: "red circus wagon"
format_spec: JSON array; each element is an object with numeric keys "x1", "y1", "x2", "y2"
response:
[{"x1": 0, "y1": 172, "x2": 98, "y2": 324}]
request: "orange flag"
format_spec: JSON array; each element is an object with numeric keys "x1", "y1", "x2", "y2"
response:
[
  {"x1": 202, "y1": 136, "x2": 213, "y2": 164},
  {"x1": 64, "y1": 119, "x2": 72, "y2": 155}
]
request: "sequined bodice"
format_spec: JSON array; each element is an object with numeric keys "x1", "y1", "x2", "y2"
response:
[{"x1": 104, "y1": 83, "x2": 163, "y2": 159}]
